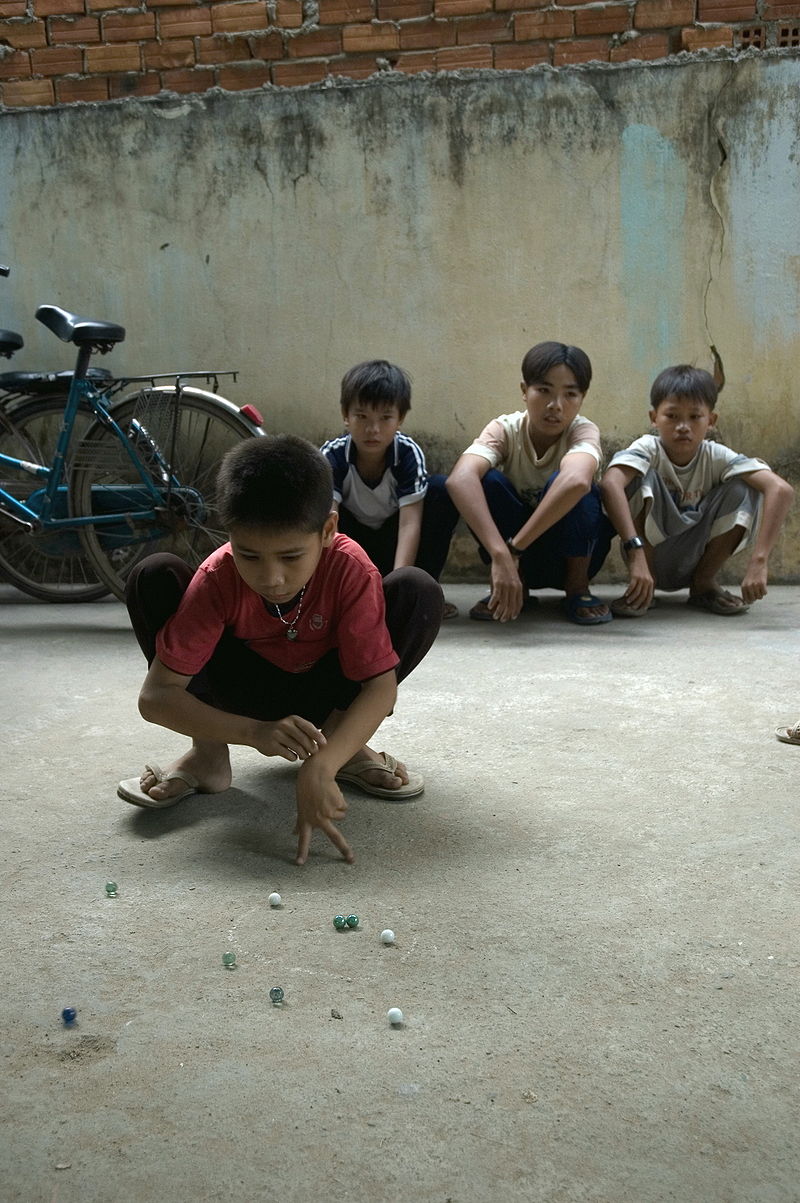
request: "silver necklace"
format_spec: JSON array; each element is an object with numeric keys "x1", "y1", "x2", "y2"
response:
[{"x1": 274, "y1": 586, "x2": 306, "y2": 641}]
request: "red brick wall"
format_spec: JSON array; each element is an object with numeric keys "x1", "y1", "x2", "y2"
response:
[{"x1": 1, "y1": 0, "x2": 799, "y2": 106}]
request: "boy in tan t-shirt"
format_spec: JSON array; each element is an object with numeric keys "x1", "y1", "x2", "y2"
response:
[{"x1": 446, "y1": 341, "x2": 613, "y2": 624}]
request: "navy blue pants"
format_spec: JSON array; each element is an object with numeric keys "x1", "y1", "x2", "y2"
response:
[
  {"x1": 475, "y1": 469, "x2": 613, "y2": 590},
  {"x1": 336, "y1": 473, "x2": 459, "y2": 580}
]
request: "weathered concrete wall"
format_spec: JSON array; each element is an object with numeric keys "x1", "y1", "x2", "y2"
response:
[{"x1": 2, "y1": 53, "x2": 799, "y2": 575}]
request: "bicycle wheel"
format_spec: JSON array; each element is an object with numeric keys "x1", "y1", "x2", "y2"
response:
[
  {"x1": 0, "y1": 395, "x2": 111, "y2": 601},
  {"x1": 71, "y1": 386, "x2": 260, "y2": 600}
]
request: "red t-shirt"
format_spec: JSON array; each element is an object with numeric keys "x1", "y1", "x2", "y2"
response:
[{"x1": 156, "y1": 534, "x2": 399, "y2": 681}]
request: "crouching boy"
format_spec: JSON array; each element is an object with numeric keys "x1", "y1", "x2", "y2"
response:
[
  {"x1": 117, "y1": 435, "x2": 443, "y2": 865},
  {"x1": 601, "y1": 365, "x2": 794, "y2": 616}
]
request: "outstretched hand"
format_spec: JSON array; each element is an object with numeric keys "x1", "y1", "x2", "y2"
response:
[
  {"x1": 488, "y1": 553, "x2": 524, "y2": 622},
  {"x1": 294, "y1": 760, "x2": 354, "y2": 866}
]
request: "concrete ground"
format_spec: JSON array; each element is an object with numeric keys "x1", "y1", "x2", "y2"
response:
[{"x1": 1, "y1": 580, "x2": 798, "y2": 1203}]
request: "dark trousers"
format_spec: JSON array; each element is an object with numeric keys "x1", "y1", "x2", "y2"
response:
[
  {"x1": 476, "y1": 469, "x2": 614, "y2": 590},
  {"x1": 126, "y1": 554, "x2": 443, "y2": 728},
  {"x1": 336, "y1": 474, "x2": 459, "y2": 580}
]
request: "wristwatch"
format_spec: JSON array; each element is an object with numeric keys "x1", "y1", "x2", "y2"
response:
[
  {"x1": 622, "y1": 535, "x2": 645, "y2": 552},
  {"x1": 506, "y1": 537, "x2": 524, "y2": 557}
]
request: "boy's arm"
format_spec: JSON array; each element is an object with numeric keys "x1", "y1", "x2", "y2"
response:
[
  {"x1": 600, "y1": 463, "x2": 654, "y2": 609},
  {"x1": 393, "y1": 499, "x2": 423, "y2": 570},
  {"x1": 510, "y1": 451, "x2": 596, "y2": 549},
  {"x1": 738, "y1": 469, "x2": 794, "y2": 603},
  {"x1": 446, "y1": 452, "x2": 523, "y2": 621},
  {"x1": 139, "y1": 657, "x2": 325, "y2": 760},
  {"x1": 294, "y1": 669, "x2": 398, "y2": 865}
]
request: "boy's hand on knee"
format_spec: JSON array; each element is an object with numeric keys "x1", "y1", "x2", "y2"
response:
[
  {"x1": 253, "y1": 715, "x2": 326, "y2": 762},
  {"x1": 294, "y1": 764, "x2": 354, "y2": 866},
  {"x1": 624, "y1": 555, "x2": 654, "y2": 609}
]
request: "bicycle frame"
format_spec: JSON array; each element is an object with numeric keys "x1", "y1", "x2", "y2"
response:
[{"x1": 0, "y1": 370, "x2": 227, "y2": 533}]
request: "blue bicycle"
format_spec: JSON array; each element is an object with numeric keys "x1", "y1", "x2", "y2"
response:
[{"x1": 0, "y1": 303, "x2": 264, "y2": 602}]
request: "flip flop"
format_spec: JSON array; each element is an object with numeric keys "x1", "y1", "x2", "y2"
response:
[
  {"x1": 468, "y1": 594, "x2": 539, "y2": 621},
  {"x1": 335, "y1": 751, "x2": 424, "y2": 801},
  {"x1": 563, "y1": 592, "x2": 613, "y2": 625},
  {"x1": 117, "y1": 762, "x2": 199, "y2": 809},
  {"x1": 443, "y1": 602, "x2": 459, "y2": 620},
  {"x1": 610, "y1": 596, "x2": 655, "y2": 618},
  {"x1": 775, "y1": 721, "x2": 800, "y2": 745},
  {"x1": 687, "y1": 589, "x2": 749, "y2": 616}
]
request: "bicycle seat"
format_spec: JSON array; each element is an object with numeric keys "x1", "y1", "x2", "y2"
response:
[
  {"x1": 0, "y1": 367, "x2": 114, "y2": 394},
  {"x1": 0, "y1": 328, "x2": 24, "y2": 358},
  {"x1": 35, "y1": 304, "x2": 125, "y2": 349}
]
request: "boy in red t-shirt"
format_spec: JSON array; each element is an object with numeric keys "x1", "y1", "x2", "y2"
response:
[{"x1": 117, "y1": 434, "x2": 443, "y2": 865}]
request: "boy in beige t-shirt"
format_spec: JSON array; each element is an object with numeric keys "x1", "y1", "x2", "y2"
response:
[{"x1": 446, "y1": 341, "x2": 613, "y2": 624}]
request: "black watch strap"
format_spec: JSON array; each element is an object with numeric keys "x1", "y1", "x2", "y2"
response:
[
  {"x1": 506, "y1": 537, "x2": 524, "y2": 557},
  {"x1": 622, "y1": 535, "x2": 645, "y2": 552}
]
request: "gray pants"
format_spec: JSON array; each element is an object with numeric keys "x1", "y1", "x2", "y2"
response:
[{"x1": 626, "y1": 471, "x2": 761, "y2": 591}]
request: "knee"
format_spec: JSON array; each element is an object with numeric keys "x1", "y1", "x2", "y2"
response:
[{"x1": 384, "y1": 565, "x2": 444, "y2": 613}]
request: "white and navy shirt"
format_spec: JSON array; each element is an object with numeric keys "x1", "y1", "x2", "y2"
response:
[{"x1": 320, "y1": 433, "x2": 428, "y2": 530}]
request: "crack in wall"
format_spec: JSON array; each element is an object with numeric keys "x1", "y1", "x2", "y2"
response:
[{"x1": 704, "y1": 68, "x2": 736, "y2": 383}]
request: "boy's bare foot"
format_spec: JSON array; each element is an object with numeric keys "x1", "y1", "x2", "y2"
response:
[{"x1": 136, "y1": 746, "x2": 232, "y2": 802}]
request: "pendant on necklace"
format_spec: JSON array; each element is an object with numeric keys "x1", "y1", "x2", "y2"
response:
[{"x1": 286, "y1": 628, "x2": 298, "y2": 641}]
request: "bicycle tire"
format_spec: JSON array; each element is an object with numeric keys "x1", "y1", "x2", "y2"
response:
[
  {"x1": 0, "y1": 395, "x2": 111, "y2": 602},
  {"x1": 71, "y1": 386, "x2": 261, "y2": 600}
]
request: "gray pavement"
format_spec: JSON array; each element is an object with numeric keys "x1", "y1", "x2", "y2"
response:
[{"x1": 1, "y1": 581, "x2": 798, "y2": 1203}]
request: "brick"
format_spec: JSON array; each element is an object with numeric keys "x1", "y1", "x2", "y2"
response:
[
  {"x1": 327, "y1": 53, "x2": 384, "y2": 76},
  {"x1": 196, "y1": 33, "x2": 249, "y2": 60},
  {"x1": 493, "y1": 39, "x2": 550, "y2": 65},
  {"x1": 248, "y1": 30, "x2": 284, "y2": 56},
  {"x1": 288, "y1": 25, "x2": 342, "y2": 54},
  {"x1": 102, "y1": 12, "x2": 157, "y2": 41},
  {"x1": 436, "y1": 41, "x2": 492, "y2": 65},
  {"x1": 144, "y1": 38, "x2": 196, "y2": 66},
  {"x1": 377, "y1": 0, "x2": 431, "y2": 17},
  {"x1": 33, "y1": 0, "x2": 83, "y2": 14},
  {"x1": 271, "y1": 56, "x2": 328, "y2": 82},
  {"x1": 317, "y1": 0, "x2": 374, "y2": 17},
  {"x1": 85, "y1": 41, "x2": 142, "y2": 70},
  {"x1": 3, "y1": 20, "x2": 48, "y2": 49},
  {"x1": 634, "y1": 0, "x2": 694, "y2": 29},
  {"x1": 158, "y1": 6, "x2": 213, "y2": 37},
  {"x1": 698, "y1": 0, "x2": 756, "y2": 14},
  {"x1": 760, "y1": 0, "x2": 800, "y2": 13},
  {"x1": 342, "y1": 21, "x2": 400, "y2": 50},
  {"x1": 434, "y1": 0, "x2": 489, "y2": 15},
  {"x1": 211, "y1": 2, "x2": 269, "y2": 33},
  {"x1": 680, "y1": 23, "x2": 733, "y2": 45},
  {"x1": 0, "y1": 49, "x2": 31, "y2": 77},
  {"x1": 393, "y1": 47, "x2": 436, "y2": 68},
  {"x1": 31, "y1": 45, "x2": 82, "y2": 73},
  {"x1": 1, "y1": 76, "x2": 54, "y2": 104},
  {"x1": 56, "y1": 74, "x2": 109, "y2": 100},
  {"x1": 0, "y1": 0, "x2": 28, "y2": 15},
  {"x1": 494, "y1": 0, "x2": 546, "y2": 10},
  {"x1": 161, "y1": 64, "x2": 215, "y2": 89},
  {"x1": 553, "y1": 35, "x2": 609, "y2": 61},
  {"x1": 147, "y1": 0, "x2": 200, "y2": 6},
  {"x1": 398, "y1": 16, "x2": 456, "y2": 46},
  {"x1": 48, "y1": 16, "x2": 101, "y2": 42},
  {"x1": 216, "y1": 59, "x2": 270, "y2": 86},
  {"x1": 455, "y1": 14, "x2": 512, "y2": 42},
  {"x1": 575, "y1": 4, "x2": 630, "y2": 36},
  {"x1": 609, "y1": 29, "x2": 669, "y2": 57},
  {"x1": 515, "y1": 8, "x2": 573, "y2": 38},
  {"x1": 274, "y1": 0, "x2": 303, "y2": 27},
  {"x1": 109, "y1": 70, "x2": 162, "y2": 95},
  {"x1": 86, "y1": 0, "x2": 131, "y2": 10}
]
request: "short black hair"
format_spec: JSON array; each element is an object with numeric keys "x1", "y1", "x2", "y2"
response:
[
  {"x1": 650, "y1": 365, "x2": 717, "y2": 410},
  {"x1": 216, "y1": 435, "x2": 333, "y2": 533},
  {"x1": 521, "y1": 342, "x2": 592, "y2": 394},
  {"x1": 340, "y1": 360, "x2": 412, "y2": 418}
]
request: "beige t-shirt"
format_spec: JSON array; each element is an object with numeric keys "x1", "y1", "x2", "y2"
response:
[{"x1": 463, "y1": 411, "x2": 602, "y2": 505}]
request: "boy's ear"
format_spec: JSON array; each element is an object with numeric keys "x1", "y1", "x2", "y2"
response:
[
  {"x1": 520, "y1": 380, "x2": 527, "y2": 397},
  {"x1": 322, "y1": 511, "x2": 338, "y2": 546},
  {"x1": 648, "y1": 408, "x2": 658, "y2": 425},
  {"x1": 708, "y1": 409, "x2": 718, "y2": 427}
]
